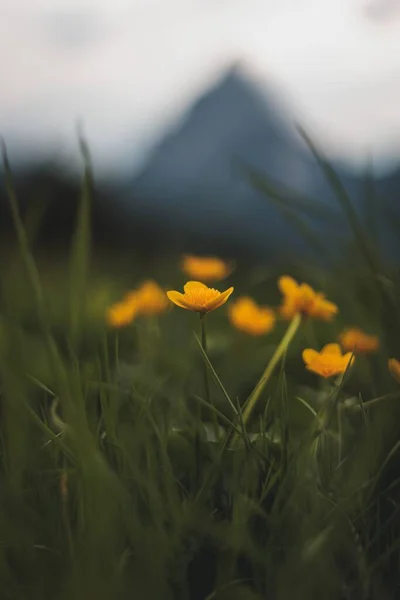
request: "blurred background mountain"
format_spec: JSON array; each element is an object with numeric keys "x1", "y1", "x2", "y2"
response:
[
  {"x1": 126, "y1": 64, "x2": 361, "y2": 262},
  {"x1": 2, "y1": 61, "x2": 400, "y2": 267}
]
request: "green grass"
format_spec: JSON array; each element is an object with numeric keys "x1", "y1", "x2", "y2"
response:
[{"x1": 1, "y1": 140, "x2": 400, "y2": 599}]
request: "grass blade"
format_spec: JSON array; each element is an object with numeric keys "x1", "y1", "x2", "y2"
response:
[
  {"x1": 1, "y1": 141, "x2": 69, "y2": 392},
  {"x1": 69, "y1": 128, "x2": 92, "y2": 345},
  {"x1": 193, "y1": 332, "x2": 238, "y2": 417},
  {"x1": 297, "y1": 126, "x2": 379, "y2": 272},
  {"x1": 297, "y1": 126, "x2": 400, "y2": 351},
  {"x1": 239, "y1": 162, "x2": 332, "y2": 258}
]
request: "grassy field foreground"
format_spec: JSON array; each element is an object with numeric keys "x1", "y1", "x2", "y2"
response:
[{"x1": 1, "y1": 142, "x2": 400, "y2": 600}]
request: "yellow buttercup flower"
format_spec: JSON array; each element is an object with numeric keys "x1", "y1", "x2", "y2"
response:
[
  {"x1": 107, "y1": 280, "x2": 168, "y2": 327},
  {"x1": 167, "y1": 281, "x2": 234, "y2": 314},
  {"x1": 229, "y1": 296, "x2": 276, "y2": 336},
  {"x1": 126, "y1": 280, "x2": 169, "y2": 316},
  {"x1": 181, "y1": 255, "x2": 233, "y2": 282},
  {"x1": 278, "y1": 275, "x2": 338, "y2": 321},
  {"x1": 302, "y1": 343, "x2": 354, "y2": 378},
  {"x1": 388, "y1": 359, "x2": 400, "y2": 384},
  {"x1": 338, "y1": 328, "x2": 379, "y2": 354},
  {"x1": 106, "y1": 301, "x2": 137, "y2": 328}
]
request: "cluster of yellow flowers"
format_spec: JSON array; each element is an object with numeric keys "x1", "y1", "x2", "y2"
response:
[
  {"x1": 106, "y1": 280, "x2": 169, "y2": 327},
  {"x1": 106, "y1": 255, "x2": 399, "y2": 383},
  {"x1": 278, "y1": 275, "x2": 338, "y2": 321}
]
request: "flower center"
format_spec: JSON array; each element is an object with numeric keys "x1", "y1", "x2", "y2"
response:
[{"x1": 185, "y1": 288, "x2": 220, "y2": 308}]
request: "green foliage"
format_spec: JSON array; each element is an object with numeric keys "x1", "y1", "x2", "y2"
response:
[{"x1": 0, "y1": 139, "x2": 400, "y2": 600}]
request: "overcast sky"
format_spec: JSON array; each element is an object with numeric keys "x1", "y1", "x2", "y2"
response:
[{"x1": 1, "y1": 0, "x2": 400, "y2": 176}]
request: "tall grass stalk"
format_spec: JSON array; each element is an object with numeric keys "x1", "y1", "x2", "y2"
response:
[{"x1": 235, "y1": 313, "x2": 302, "y2": 439}]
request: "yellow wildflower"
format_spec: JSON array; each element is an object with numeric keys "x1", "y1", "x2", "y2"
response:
[
  {"x1": 388, "y1": 358, "x2": 400, "y2": 384},
  {"x1": 181, "y1": 255, "x2": 233, "y2": 282},
  {"x1": 106, "y1": 301, "x2": 137, "y2": 328},
  {"x1": 126, "y1": 280, "x2": 169, "y2": 316},
  {"x1": 167, "y1": 281, "x2": 234, "y2": 314},
  {"x1": 229, "y1": 296, "x2": 275, "y2": 336},
  {"x1": 278, "y1": 275, "x2": 338, "y2": 321},
  {"x1": 338, "y1": 328, "x2": 379, "y2": 354},
  {"x1": 107, "y1": 280, "x2": 168, "y2": 327},
  {"x1": 302, "y1": 343, "x2": 354, "y2": 378}
]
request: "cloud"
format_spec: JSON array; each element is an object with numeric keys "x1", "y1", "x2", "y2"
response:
[
  {"x1": 363, "y1": 0, "x2": 400, "y2": 21},
  {"x1": 34, "y1": 10, "x2": 108, "y2": 53},
  {"x1": 0, "y1": 0, "x2": 400, "y2": 174}
]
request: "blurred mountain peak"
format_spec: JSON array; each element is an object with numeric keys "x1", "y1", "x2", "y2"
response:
[
  {"x1": 183, "y1": 60, "x2": 294, "y2": 131},
  {"x1": 132, "y1": 63, "x2": 303, "y2": 199},
  {"x1": 124, "y1": 64, "x2": 356, "y2": 260}
]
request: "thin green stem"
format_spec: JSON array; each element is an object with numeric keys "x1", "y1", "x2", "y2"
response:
[
  {"x1": 199, "y1": 313, "x2": 220, "y2": 441},
  {"x1": 347, "y1": 391, "x2": 400, "y2": 412},
  {"x1": 200, "y1": 314, "x2": 211, "y2": 405},
  {"x1": 234, "y1": 313, "x2": 302, "y2": 441},
  {"x1": 60, "y1": 466, "x2": 75, "y2": 565}
]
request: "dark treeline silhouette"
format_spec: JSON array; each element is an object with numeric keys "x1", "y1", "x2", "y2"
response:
[{"x1": 0, "y1": 163, "x2": 184, "y2": 264}]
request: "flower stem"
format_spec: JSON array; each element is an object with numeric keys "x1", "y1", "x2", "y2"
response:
[
  {"x1": 235, "y1": 313, "x2": 302, "y2": 439},
  {"x1": 200, "y1": 314, "x2": 211, "y2": 404},
  {"x1": 200, "y1": 313, "x2": 220, "y2": 440}
]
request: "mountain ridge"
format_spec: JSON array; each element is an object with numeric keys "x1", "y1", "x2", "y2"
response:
[{"x1": 124, "y1": 64, "x2": 364, "y2": 261}]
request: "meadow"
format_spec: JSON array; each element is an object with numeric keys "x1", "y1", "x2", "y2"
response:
[{"x1": 1, "y1": 137, "x2": 400, "y2": 600}]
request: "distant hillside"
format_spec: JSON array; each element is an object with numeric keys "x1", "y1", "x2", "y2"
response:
[
  {"x1": 1, "y1": 64, "x2": 400, "y2": 267},
  {"x1": 126, "y1": 64, "x2": 366, "y2": 262}
]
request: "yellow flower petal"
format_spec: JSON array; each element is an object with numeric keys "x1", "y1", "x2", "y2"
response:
[
  {"x1": 280, "y1": 298, "x2": 299, "y2": 320},
  {"x1": 184, "y1": 281, "x2": 209, "y2": 293},
  {"x1": 123, "y1": 280, "x2": 168, "y2": 316},
  {"x1": 308, "y1": 297, "x2": 338, "y2": 320},
  {"x1": 123, "y1": 290, "x2": 139, "y2": 305},
  {"x1": 343, "y1": 352, "x2": 354, "y2": 364},
  {"x1": 134, "y1": 280, "x2": 169, "y2": 315},
  {"x1": 106, "y1": 301, "x2": 137, "y2": 328},
  {"x1": 338, "y1": 328, "x2": 379, "y2": 354},
  {"x1": 166, "y1": 282, "x2": 234, "y2": 314},
  {"x1": 229, "y1": 296, "x2": 276, "y2": 336},
  {"x1": 389, "y1": 358, "x2": 400, "y2": 384},
  {"x1": 302, "y1": 344, "x2": 354, "y2": 378},
  {"x1": 205, "y1": 286, "x2": 234, "y2": 310},
  {"x1": 321, "y1": 343, "x2": 343, "y2": 356},
  {"x1": 182, "y1": 255, "x2": 233, "y2": 281},
  {"x1": 166, "y1": 290, "x2": 192, "y2": 310},
  {"x1": 302, "y1": 348, "x2": 320, "y2": 364},
  {"x1": 278, "y1": 275, "x2": 338, "y2": 321},
  {"x1": 278, "y1": 275, "x2": 299, "y2": 295}
]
